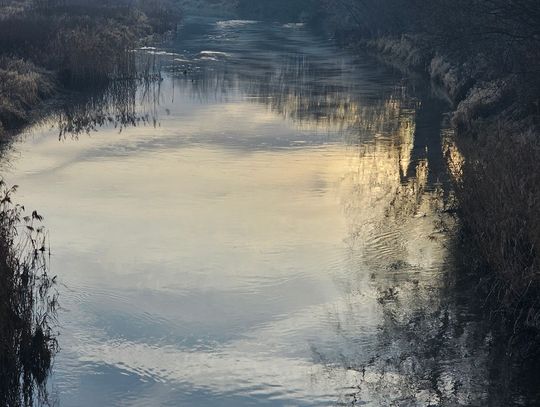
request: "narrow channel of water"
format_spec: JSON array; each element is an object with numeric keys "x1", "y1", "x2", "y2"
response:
[{"x1": 2, "y1": 17, "x2": 525, "y2": 407}]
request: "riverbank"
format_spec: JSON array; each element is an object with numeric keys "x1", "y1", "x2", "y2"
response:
[
  {"x1": 0, "y1": 0, "x2": 181, "y2": 136},
  {"x1": 361, "y1": 32, "x2": 540, "y2": 327},
  {"x1": 348, "y1": 31, "x2": 540, "y2": 403},
  {"x1": 0, "y1": 2, "x2": 182, "y2": 404},
  {"x1": 291, "y1": 4, "x2": 540, "y2": 394}
]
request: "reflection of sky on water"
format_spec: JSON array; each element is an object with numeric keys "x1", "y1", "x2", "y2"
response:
[{"x1": 0, "y1": 17, "x2": 470, "y2": 406}]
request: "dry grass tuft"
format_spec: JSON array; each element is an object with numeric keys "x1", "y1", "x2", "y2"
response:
[
  {"x1": 448, "y1": 124, "x2": 540, "y2": 329},
  {"x1": 0, "y1": 57, "x2": 54, "y2": 132}
]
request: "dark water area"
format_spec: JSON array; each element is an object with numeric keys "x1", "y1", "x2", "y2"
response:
[{"x1": 1, "y1": 16, "x2": 539, "y2": 406}]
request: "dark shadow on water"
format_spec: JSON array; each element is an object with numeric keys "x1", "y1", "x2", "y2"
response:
[
  {"x1": 296, "y1": 80, "x2": 540, "y2": 406},
  {"x1": 312, "y1": 119, "x2": 540, "y2": 405},
  {"x1": 343, "y1": 241, "x2": 540, "y2": 406}
]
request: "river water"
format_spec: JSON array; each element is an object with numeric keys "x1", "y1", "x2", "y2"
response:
[{"x1": 1, "y1": 17, "x2": 523, "y2": 407}]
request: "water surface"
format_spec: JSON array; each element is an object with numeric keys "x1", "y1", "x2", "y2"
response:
[{"x1": 2, "y1": 17, "x2": 505, "y2": 406}]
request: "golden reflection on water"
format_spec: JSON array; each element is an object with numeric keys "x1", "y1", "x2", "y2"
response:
[{"x1": 442, "y1": 127, "x2": 465, "y2": 183}]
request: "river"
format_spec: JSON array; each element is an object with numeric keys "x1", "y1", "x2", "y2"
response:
[{"x1": 1, "y1": 17, "x2": 522, "y2": 407}]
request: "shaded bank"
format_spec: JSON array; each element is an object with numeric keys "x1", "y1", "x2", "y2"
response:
[{"x1": 303, "y1": 0, "x2": 540, "y2": 382}]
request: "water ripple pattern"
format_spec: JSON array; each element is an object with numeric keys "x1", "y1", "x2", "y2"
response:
[{"x1": 2, "y1": 16, "x2": 465, "y2": 407}]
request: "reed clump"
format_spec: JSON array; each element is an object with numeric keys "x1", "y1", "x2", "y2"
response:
[
  {"x1": 448, "y1": 122, "x2": 540, "y2": 330},
  {"x1": 0, "y1": 179, "x2": 57, "y2": 406}
]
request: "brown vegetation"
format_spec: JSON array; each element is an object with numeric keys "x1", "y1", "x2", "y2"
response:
[
  {"x1": 448, "y1": 124, "x2": 540, "y2": 324},
  {"x1": 0, "y1": 0, "x2": 181, "y2": 133},
  {"x1": 0, "y1": 57, "x2": 54, "y2": 130}
]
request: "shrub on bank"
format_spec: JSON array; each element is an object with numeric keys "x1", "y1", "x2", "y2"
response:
[
  {"x1": 51, "y1": 15, "x2": 143, "y2": 85},
  {"x1": 367, "y1": 35, "x2": 429, "y2": 70},
  {"x1": 0, "y1": 7, "x2": 151, "y2": 84},
  {"x1": 0, "y1": 57, "x2": 54, "y2": 131}
]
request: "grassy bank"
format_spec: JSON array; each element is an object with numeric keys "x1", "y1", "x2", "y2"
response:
[
  {"x1": 363, "y1": 34, "x2": 540, "y2": 329},
  {"x1": 0, "y1": 57, "x2": 55, "y2": 134},
  {"x1": 0, "y1": 0, "x2": 181, "y2": 135}
]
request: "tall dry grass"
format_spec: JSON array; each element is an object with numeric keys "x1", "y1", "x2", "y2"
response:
[
  {"x1": 448, "y1": 123, "x2": 540, "y2": 330},
  {"x1": 0, "y1": 179, "x2": 57, "y2": 406}
]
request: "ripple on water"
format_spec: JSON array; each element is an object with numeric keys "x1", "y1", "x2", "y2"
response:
[
  {"x1": 216, "y1": 20, "x2": 259, "y2": 29},
  {"x1": 8, "y1": 17, "x2": 462, "y2": 407}
]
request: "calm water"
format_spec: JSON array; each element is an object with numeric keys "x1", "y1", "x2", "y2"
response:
[{"x1": 2, "y1": 17, "x2": 523, "y2": 406}]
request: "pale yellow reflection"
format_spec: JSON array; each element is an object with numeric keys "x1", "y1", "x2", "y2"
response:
[
  {"x1": 442, "y1": 127, "x2": 464, "y2": 183},
  {"x1": 9, "y1": 124, "x2": 358, "y2": 294},
  {"x1": 318, "y1": 85, "x2": 451, "y2": 297}
]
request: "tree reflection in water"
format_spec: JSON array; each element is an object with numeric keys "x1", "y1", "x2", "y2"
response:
[{"x1": 309, "y1": 85, "x2": 540, "y2": 406}]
